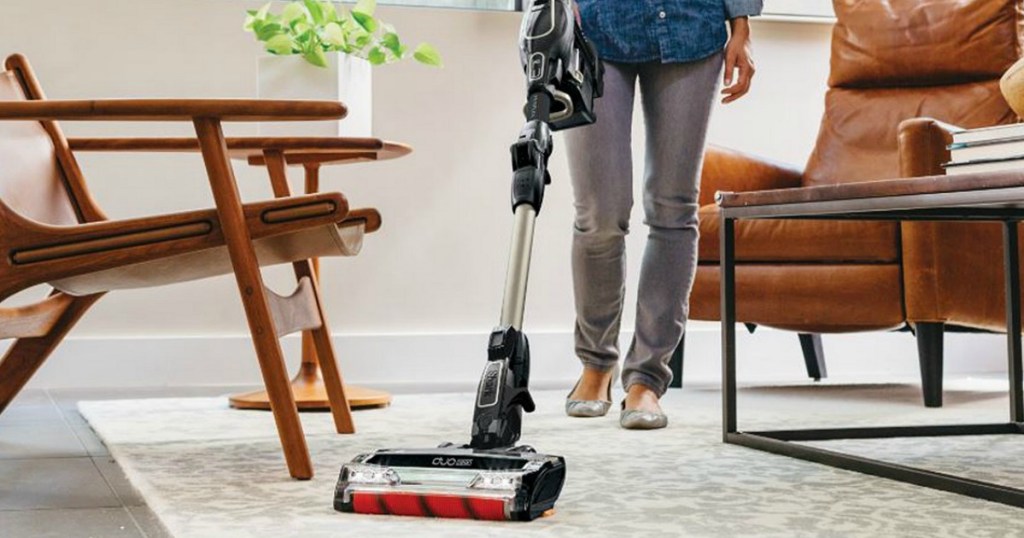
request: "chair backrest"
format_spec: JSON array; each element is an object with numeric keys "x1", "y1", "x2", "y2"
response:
[
  {"x1": 0, "y1": 55, "x2": 101, "y2": 225},
  {"x1": 803, "y1": 0, "x2": 1022, "y2": 187}
]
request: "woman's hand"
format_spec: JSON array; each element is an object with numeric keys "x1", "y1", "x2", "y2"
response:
[{"x1": 721, "y1": 17, "x2": 755, "y2": 104}]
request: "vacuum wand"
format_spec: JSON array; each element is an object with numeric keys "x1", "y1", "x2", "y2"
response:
[
  {"x1": 499, "y1": 205, "x2": 537, "y2": 330},
  {"x1": 499, "y1": 91, "x2": 552, "y2": 331}
]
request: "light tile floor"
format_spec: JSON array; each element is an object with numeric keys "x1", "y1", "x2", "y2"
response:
[{"x1": 0, "y1": 386, "x2": 261, "y2": 538}]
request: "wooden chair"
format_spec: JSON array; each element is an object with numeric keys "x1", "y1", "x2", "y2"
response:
[
  {"x1": 0, "y1": 53, "x2": 382, "y2": 479},
  {"x1": 68, "y1": 137, "x2": 411, "y2": 411}
]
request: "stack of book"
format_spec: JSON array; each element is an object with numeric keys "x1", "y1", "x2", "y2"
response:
[{"x1": 944, "y1": 123, "x2": 1024, "y2": 175}]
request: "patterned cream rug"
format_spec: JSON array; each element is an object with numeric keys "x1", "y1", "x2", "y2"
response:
[{"x1": 79, "y1": 382, "x2": 1024, "y2": 537}]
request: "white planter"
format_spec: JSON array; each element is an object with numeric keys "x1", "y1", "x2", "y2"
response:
[{"x1": 257, "y1": 53, "x2": 373, "y2": 137}]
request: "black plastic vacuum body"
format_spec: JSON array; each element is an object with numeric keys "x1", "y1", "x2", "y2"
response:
[{"x1": 335, "y1": 0, "x2": 603, "y2": 521}]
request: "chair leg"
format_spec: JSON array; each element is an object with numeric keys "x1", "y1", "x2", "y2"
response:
[
  {"x1": 798, "y1": 333, "x2": 827, "y2": 382},
  {"x1": 294, "y1": 259, "x2": 354, "y2": 434},
  {"x1": 669, "y1": 334, "x2": 684, "y2": 389},
  {"x1": 194, "y1": 118, "x2": 312, "y2": 479},
  {"x1": 0, "y1": 293, "x2": 101, "y2": 414},
  {"x1": 916, "y1": 322, "x2": 945, "y2": 408}
]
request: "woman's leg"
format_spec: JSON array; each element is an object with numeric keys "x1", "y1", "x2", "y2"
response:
[
  {"x1": 564, "y1": 60, "x2": 639, "y2": 397},
  {"x1": 623, "y1": 53, "x2": 724, "y2": 403}
]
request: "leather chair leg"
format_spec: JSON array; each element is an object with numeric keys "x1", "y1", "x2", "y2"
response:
[
  {"x1": 798, "y1": 333, "x2": 827, "y2": 381},
  {"x1": 916, "y1": 322, "x2": 945, "y2": 408}
]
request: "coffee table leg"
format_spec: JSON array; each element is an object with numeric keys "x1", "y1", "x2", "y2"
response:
[
  {"x1": 721, "y1": 216, "x2": 737, "y2": 439},
  {"x1": 1003, "y1": 221, "x2": 1023, "y2": 423}
]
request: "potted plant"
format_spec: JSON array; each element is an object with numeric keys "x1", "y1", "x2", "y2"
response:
[{"x1": 245, "y1": 0, "x2": 441, "y2": 137}]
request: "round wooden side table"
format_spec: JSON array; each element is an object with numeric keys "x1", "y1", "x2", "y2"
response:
[{"x1": 227, "y1": 137, "x2": 412, "y2": 410}]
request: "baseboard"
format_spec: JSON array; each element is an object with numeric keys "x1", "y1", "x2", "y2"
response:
[{"x1": 18, "y1": 324, "x2": 1008, "y2": 391}]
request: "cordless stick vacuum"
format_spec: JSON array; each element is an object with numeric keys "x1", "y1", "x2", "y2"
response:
[{"x1": 334, "y1": 0, "x2": 603, "y2": 522}]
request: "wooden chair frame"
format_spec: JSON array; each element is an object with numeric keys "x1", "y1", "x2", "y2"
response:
[{"x1": 0, "y1": 53, "x2": 379, "y2": 479}]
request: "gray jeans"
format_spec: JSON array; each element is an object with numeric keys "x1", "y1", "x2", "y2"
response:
[{"x1": 564, "y1": 53, "x2": 723, "y2": 396}]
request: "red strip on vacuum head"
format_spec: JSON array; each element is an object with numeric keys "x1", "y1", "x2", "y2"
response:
[
  {"x1": 352, "y1": 493, "x2": 385, "y2": 515},
  {"x1": 351, "y1": 492, "x2": 507, "y2": 521}
]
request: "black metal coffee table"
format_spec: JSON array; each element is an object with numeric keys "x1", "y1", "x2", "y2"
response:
[{"x1": 717, "y1": 170, "x2": 1024, "y2": 508}]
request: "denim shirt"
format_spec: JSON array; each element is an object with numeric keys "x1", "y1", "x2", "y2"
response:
[{"x1": 578, "y1": 0, "x2": 763, "y2": 63}]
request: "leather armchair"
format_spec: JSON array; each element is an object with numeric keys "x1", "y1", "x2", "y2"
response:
[{"x1": 681, "y1": 0, "x2": 1022, "y2": 406}]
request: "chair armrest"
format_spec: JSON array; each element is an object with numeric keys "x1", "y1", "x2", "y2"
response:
[
  {"x1": 67, "y1": 137, "x2": 413, "y2": 165},
  {"x1": 699, "y1": 145, "x2": 804, "y2": 206},
  {"x1": 0, "y1": 99, "x2": 346, "y2": 122},
  {"x1": 898, "y1": 118, "x2": 961, "y2": 178},
  {"x1": 342, "y1": 208, "x2": 382, "y2": 234},
  {"x1": 4, "y1": 192, "x2": 350, "y2": 288}
]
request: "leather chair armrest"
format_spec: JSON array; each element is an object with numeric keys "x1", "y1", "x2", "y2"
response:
[
  {"x1": 898, "y1": 117, "x2": 964, "y2": 325},
  {"x1": 699, "y1": 145, "x2": 804, "y2": 207},
  {"x1": 897, "y1": 118, "x2": 960, "y2": 178}
]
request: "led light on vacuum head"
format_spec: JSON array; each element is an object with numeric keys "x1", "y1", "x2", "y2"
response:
[
  {"x1": 343, "y1": 464, "x2": 400, "y2": 486},
  {"x1": 470, "y1": 472, "x2": 523, "y2": 491}
]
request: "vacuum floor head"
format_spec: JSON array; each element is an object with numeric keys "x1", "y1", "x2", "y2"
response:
[{"x1": 334, "y1": 446, "x2": 566, "y2": 521}]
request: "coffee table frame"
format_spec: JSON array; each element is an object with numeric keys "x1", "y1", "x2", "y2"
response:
[{"x1": 719, "y1": 186, "x2": 1024, "y2": 508}]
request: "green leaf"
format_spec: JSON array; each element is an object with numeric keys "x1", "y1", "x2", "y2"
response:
[
  {"x1": 381, "y1": 32, "x2": 401, "y2": 56},
  {"x1": 321, "y1": 1, "x2": 338, "y2": 22},
  {"x1": 303, "y1": 0, "x2": 324, "y2": 24},
  {"x1": 294, "y1": 28, "x2": 315, "y2": 45},
  {"x1": 353, "y1": 0, "x2": 376, "y2": 16},
  {"x1": 281, "y1": 2, "x2": 307, "y2": 23},
  {"x1": 323, "y1": 21, "x2": 346, "y2": 47},
  {"x1": 256, "y1": 2, "x2": 272, "y2": 19},
  {"x1": 413, "y1": 43, "x2": 442, "y2": 67},
  {"x1": 351, "y1": 11, "x2": 377, "y2": 33},
  {"x1": 367, "y1": 47, "x2": 387, "y2": 65},
  {"x1": 303, "y1": 47, "x2": 329, "y2": 68},
  {"x1": 353, "y1": 33, "x2": 372, "y2": 48},
  {"x1": 245, "y1": 2, "x2": 273, "y2": 31},
  {"x1": 255, "y1": 22, "x2": 285, "y2": 41},
  {"x1": 265, "y1": 34, "x2": 295, "y2": 55}
]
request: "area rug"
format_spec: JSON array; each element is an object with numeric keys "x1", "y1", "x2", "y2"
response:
[{"x1": 79, "y1": 382, "x2": 1024, "y2": 537}]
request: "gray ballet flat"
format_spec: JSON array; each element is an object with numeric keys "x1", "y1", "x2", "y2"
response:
[
  {"x1": 619, "y1": 401, "x2": 668, "y2": 430},
  {"x1": 565, "y1": 367, "x2": 616, "y2": 418}
]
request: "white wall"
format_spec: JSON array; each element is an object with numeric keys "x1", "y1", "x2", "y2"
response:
[{"x1": 0, "y1": 1, "x2": 1006, "y2": 389}]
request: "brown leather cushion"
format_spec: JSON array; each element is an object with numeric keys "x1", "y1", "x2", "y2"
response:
[
  {"x1": 0, "y1": 71, "x2": 79, "y2": 226},
  {"x1": 830, "y1": 0, "x2": 1022, "y2": 89},
  {"x1": 803, "y1": 81, "x2": 1016, "y2": 186},
  {"x1": 689, "y1": 264, "x2": 905, "y2": 333},
  {"x1": 698, "y1": 205, "x2": 899, "y2": 263}
]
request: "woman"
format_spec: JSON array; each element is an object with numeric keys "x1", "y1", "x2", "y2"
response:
[{"x1": 565, "y1": 0, "x2": 761, "y2": 429}]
